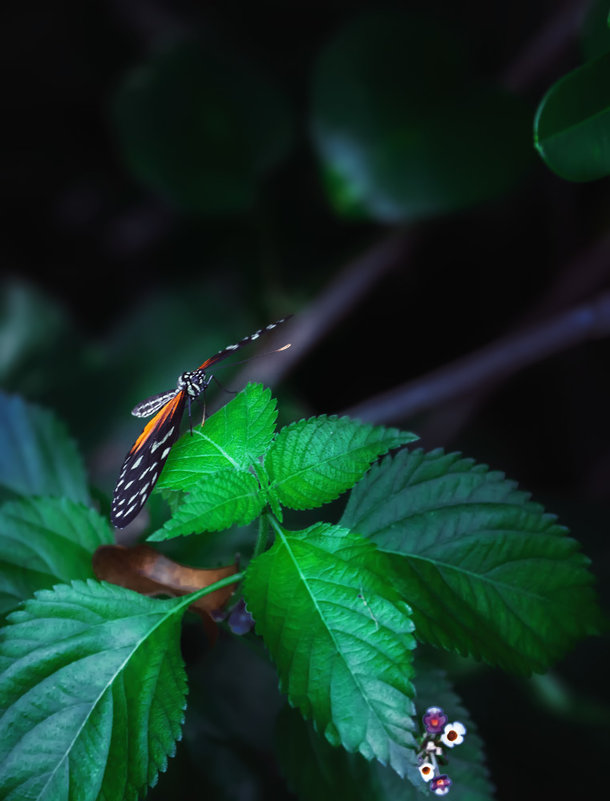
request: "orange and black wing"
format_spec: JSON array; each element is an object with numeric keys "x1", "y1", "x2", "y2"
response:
[{"x1": 111, "y1": 391, "x2": 186, "y2": 528}]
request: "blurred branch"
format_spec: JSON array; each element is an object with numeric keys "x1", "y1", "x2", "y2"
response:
[
  {"x1": 242, "y1": 0, "x2": 595, "y2": 416},
  {"x1": 523, "y1": 231, "x2": 610, "y2": 319},
  {"x1": 502, "y1": 0, "x2": 590, "y2": 92},
  {"x1": 234, "y1": 228, "x2": 413, "y2": 386},
  {"x1": 342, "y1": 290, "x2": 610, "y2": 425},
  {"x1": 414, "y1": 231, "x2": 610, "y2": 444}
]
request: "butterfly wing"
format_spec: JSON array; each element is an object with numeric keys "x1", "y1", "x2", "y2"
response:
[
  {"x1": 132, "y1": 389, "x2": 181, "y2": 418},
  {"x1": 111, "y1": 391, "x2": 186, "y2": 528},
  {"x1": 196, "y1": 316, "x2": 292, "y2": 371},
  {"x1": 112, "y1": 316, "x2": 291, "y2": 528}
]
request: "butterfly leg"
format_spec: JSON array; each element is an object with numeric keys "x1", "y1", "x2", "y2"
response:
[
  {"x1": 187, "y1": 395, "x2": 193, "y2": 435},
  {"x1": 212, "y1": 374, "x2": 238, "y2": 395}
]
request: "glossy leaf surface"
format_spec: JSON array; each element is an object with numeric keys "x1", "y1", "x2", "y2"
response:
[{"x1": 244, "y1": 522, "x2": 417, "y2": 776}]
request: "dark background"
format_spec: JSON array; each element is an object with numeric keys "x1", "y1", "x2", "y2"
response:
[{"x1": 1, "y1": 1, "x2": 608, "y2": 799}]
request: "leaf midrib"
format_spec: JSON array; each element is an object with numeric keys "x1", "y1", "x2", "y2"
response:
[
  {"x1": 274, "y1": 526, "x2": 400, "y2": 743},
  {"x1": 28, "y1": 598, "x2": 189, "y2": 801},
  {"x1": 270, "y1": 439, "x2": 393, "y2": 491}
]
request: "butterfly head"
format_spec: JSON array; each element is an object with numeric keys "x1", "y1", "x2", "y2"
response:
[{"x1": 177, "y1": 369, "x2": 209, "y2": 398}]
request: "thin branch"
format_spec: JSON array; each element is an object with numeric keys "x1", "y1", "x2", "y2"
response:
[
  {"x1": 342, "y1": 291, "x2": 610, "y2": 425},
  {"x1": 414, "y1": 231, "x2": 610, "y2": 444},
  {"x1": 502, "y1": 0, "x2": 589, "y2": 92},
  {"x1": 233, "y1": 228, "x2": 413, "y2": 387}
]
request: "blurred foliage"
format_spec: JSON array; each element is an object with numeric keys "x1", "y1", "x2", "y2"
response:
[
  {"x1": 312, "y1": 11, "x2": 533, "y2": 220},
  {"x1": 113, "y1": 38, "x2": 294, "y2": 214},
  {"x1": 581, "y1": 0, "x2": 610, "y2": 60},
  {"x1": 534, "y1": 52, "x2": 610, "y2": 181}
]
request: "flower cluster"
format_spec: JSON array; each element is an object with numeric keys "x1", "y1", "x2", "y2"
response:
[{"x1": 417, "y1": 706, "x2": 466, "y2": 795}]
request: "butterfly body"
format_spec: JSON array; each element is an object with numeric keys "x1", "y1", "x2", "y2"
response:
[{"x1": 111, "y1": 317, "x2": 290, "y2": 528}]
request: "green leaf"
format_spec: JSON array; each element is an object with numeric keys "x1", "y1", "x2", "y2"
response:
[
  {"x1": 265, "y1": 415, "x2": 416, "y2": 510},
  {"x1": 0, "y1": 392, "x2": 89, "y2": 504},
  {"x1": 0, "y1": 497, "x2": 113, "y2": 616},
  {"x1": 157, "y1": 383, "x2": 277, "y2": 491},
  {"x1": 312, "y1": 11, "x2": 532, "y2": 222},
  {"x1": 162, "y1": 633, "x2": 285, "y2": 800},
  {"x1": 276, "y1": 657, "x2": 494, "y2": 801},
  {"x1": 276, "y1": 704, "x2": 424, "y2": 801},
  {"x1": 149, "y1": 468, "x2": 265, "y2": 540},
  {"x1": 534, "y1": 52, "x2": 610, "y2": 181},
  {"x1": 412, "y1": 663, "x2": 494, "y2": 801},
  {"x1": 341, "y1": 449, "x2": 601, "y2": 674},
  {"x1": 244, "y1": 522, "x2": 417, "y2": 776},
  {"x1": 0, "y1": 580, "x2": 189, "y2": 801},
  {"x1": 113, "y1": 40, "x2": 293, "y2": 215}
]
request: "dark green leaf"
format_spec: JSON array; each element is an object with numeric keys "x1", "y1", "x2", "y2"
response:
[
  {"x1": 534, "y1": 52, "x2": 610, "y2": 181},
  {"x1": 157, "y1": 383, "x2": 277, "y2": 491},
  {"x1": 113, "y1": 40, "x2": 293, "y2": 214},
  {"x1": 276, "y1": 704, "x2": 425, "y2": 801},
  {"x1": 0, "y1": 497, "x2": 113, "y2": 616},
  {"x1": 0, "y1": 392, "x2": 89, "y2": 504},
  {"x1": 276, "y1": 657, "x2": 494, "y2": 801},
  {"x1": 149, "y1": 468, "x2": 264, "y2": 540},
  {"x1": 266, "y1": 415, "x2": 416, "y2": 510},
  {"x1": 412, "y1": 663, "x2": 494, "y2": 801},
  {"x1": 312, "y1": 11, "x2": 532, "y2": 221},
  {"x1": 0, "y1": 581, "x2": 189, "y2": 801},
  {"x1": 341, "y1": 449, "x2": 601, "y2": 674},
  {"x1": 244, "y1": 522, "x2": 417, "y2": 776},
  {"x1": 157, "y1": 633, "x2": 285, "y2": 801}
]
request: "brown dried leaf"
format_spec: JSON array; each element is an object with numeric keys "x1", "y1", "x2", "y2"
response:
[{"x1": 92, "y1": 544, "x2": 238, "y2": 615}]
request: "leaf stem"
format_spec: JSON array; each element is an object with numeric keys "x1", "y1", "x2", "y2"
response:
[
  {"x1": 182, "y1": 571, "x2": 245, "y2": 606},
  {"x1": 253, "y1": 514, "x2": 272, "y2": 559}
]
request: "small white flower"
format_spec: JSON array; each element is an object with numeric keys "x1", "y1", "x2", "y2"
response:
[
  {"x1": 441, "y1": 721, "x2": 466, "y2": 748},
  {"x1": 418, "y1": 761, "x2": 435, "y2": 782}
]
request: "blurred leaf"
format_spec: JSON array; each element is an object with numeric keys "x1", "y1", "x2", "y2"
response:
[
  {"x1": 0, "y1": 281, "x2": 65, "y2": 386},
  {"x1": 0, "y1": 581, "x2": 189, "y2": 801},
  {"x1": 312, "y1": 11, "x2": 532, "y2": 221},
  {"x1": 534, "y1": 52, "x2": 610, "y2": 181},
  {"x1": 276, "y1": 705, "x2": 425, "y2": 801},
  {"x1": 149, "y1": 633, "x2": 285, "y2": 801},
  {"x1": 265, "y1": 415, "x2": 417, "y2": 510},
  {"x1": 244, "y1": 522, "x2": 417, "y2": 777},
  {"x1": 113, "y1": 39, "x2": 293, "y2": 214},
  {"x1": 341, "y1": 449, "x2": 602, "y2": 674},
  {"x1": 104, "y1": 288, "x2": 257, "y2": 446},
  {"x1": 0, "y1": 392, "x2": 89, "y2": 504},
  {"x1": 0, "y1": 497, "x2": 112, "y2": 616},
  {"x1": 581, "y1": 0, "x2": 610, "y2": 60}
]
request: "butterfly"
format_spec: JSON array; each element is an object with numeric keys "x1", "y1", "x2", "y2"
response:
[{"x1": 111, "y1": 317, "x2": 291, "y2": 528}]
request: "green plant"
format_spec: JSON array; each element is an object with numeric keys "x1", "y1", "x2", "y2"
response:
[{"x1": 0, "y1": 384, "x2": 600, "y2": 801}]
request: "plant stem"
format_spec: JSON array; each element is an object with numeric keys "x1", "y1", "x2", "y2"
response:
[{"x1": 253, "y1": 514, "x2": 271, "y2": 559}]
